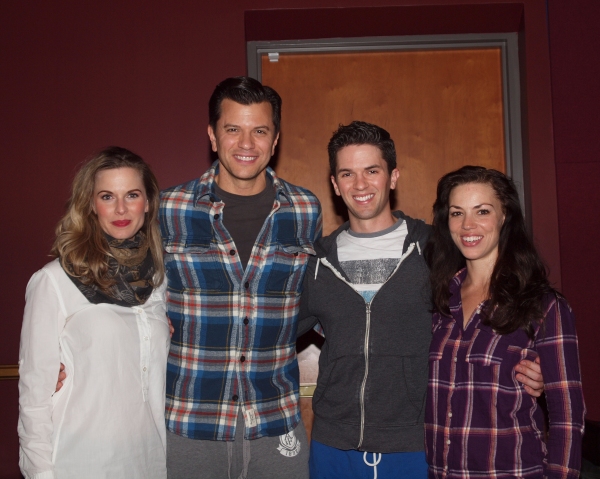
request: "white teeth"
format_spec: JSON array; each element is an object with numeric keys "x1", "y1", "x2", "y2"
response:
[
  {"x1": 354, "y1": 194, "x2": 374, "y2": 201},
  {"x1": 463, "y1": 236, "x2": 482, "y2": 243},
  {"x1": 235, "y1": 155, "x2": 255, "y2": 161}
]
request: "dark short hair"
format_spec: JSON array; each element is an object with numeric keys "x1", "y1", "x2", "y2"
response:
[
  {"x1": 327, "y1": 121, "x2": 396, "y2": 176},
  {"x1": 208, "y1": 76, "x2": 282, "y2": 134}
]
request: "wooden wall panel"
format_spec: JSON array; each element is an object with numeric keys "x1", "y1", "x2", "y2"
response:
[{"x1": 263, "y1": 48, "x2": 505, "y2": 233}]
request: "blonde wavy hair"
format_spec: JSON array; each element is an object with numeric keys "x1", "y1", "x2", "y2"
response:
[{"x1": 51, "y1": 147, "x2": 164, "y2": 289}]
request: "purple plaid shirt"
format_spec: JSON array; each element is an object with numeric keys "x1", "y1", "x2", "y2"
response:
[{"x1": 426, "y1": 269, "x2": 585, "y2": 478}]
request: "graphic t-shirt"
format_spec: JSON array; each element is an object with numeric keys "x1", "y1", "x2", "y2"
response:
[{"x1": 336, "y1": 219, "x2": 408, "y2": 303}]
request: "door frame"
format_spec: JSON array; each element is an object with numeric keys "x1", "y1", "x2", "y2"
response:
[{"x1": 247, "y1": 33, "x2": 526, "y2": 216}]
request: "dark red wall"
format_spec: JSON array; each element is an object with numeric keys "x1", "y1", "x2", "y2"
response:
[
  {"x1": 1, "y1": 0, "x2": 598, "y2": 476},
  {"x1": 547, "y1": 0, "x2": 600, "y2": 424}
]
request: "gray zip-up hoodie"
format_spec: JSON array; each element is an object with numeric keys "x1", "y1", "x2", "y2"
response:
[{"x1": 297, "y1": 211, "x2": 432, "y2": 453}]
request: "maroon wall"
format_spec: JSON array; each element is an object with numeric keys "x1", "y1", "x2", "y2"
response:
[
  {"x1": 547, "y1": 0, "x2": 600, "y2": 421},
  {"x1": 1, "y1": 0, "x2": 598, "y2": 476}
]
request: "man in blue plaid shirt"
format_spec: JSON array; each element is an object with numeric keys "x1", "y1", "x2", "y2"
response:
[{"x1": 160, "y1": 77, "x2": 322, "y2": 478}]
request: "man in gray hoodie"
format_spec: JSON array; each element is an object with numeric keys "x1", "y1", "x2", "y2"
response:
[{"x1": 297, "y1": 121, "x2": 543, "y2": 478}]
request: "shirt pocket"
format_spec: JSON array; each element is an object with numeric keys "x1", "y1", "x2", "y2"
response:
[
  {"x1": 149, "y1": 283, "x2": 168, "y2": 318},
  {"x1": 465, "y1": 323, "x2": 506, "y2": 366},
  {"x1": 428, "y1": 315, "x2": 454, "y2": 362},
  {"x1": 163, "y1": 236, "x2": 229, "y2": 293},
  {"x1": 264, "y1": 239, "x2": 315, "y2": 295}
]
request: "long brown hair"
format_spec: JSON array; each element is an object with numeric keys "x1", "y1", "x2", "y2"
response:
[
  {"x1": 424, "y1": 166, "x2": 553, "y2": 338},
  {"x1": 51, "y1": 147, "x2": 164, "y2": 289}
]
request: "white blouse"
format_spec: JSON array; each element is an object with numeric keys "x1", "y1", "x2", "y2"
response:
[{"x1": 18, "y1": 259, "x2": 169, "y2": 479}]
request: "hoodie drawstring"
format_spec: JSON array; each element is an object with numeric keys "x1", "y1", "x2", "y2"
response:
[{"x1": 363, "y1": 452, "x2": 382, "y2": 479}]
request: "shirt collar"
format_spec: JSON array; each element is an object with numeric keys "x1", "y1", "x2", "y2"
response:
[
  {"x1": 448, "y1": 268, "x2": 468, "y2": 305},
  {"x1": 192, "y1": 160, "x2": 291, "y2": 207}
]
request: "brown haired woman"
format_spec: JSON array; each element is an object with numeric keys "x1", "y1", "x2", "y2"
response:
[
  {"x1": 18, "y1": 147, "x2": 169, "y2": 478},
  {"x1": 424, "y1": 166, "x2": 585, "y2": 478}
]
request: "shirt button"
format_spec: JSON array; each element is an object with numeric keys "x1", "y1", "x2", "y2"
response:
[
  {"x1": 214, "y1": 214, "x2": 220, "y2": 220},
  {"x1": 243, "y1": 317, "x2": 249, "y2": 325},
  {"x1": 232, "y1": 395, "x2": 239, "y2": 401},
  {"x1": 447, "y1": 440, "x2": 451, "y2": 445},
  {"x1": 448, "y1": 412, "x2": 453, "y2": 418},
  {"x1": 453, "y1": 357, "x2": 457, "y2": 362},
  {"x1": 144, "y1": 336, "x2": 149, "y2": 341},
  {"x1": 240, "y1": 355, "x2": 246, "y2": 362},
  {"x1": 230, "y1": 249, "x2": 235, "y2": 255},
  {"x1": 143, "y1": 367, "x2": 147, "y2": 372},
  {"x1": 244, "y1": 282, "x2": 250, "y2": 289}
]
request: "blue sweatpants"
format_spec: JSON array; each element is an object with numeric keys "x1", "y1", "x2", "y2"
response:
[{"x1": 309, "y1": 440, "x2": 427, "y2": 479}]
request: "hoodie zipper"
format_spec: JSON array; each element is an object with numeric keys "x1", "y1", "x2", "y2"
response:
[{"x1": 319, "y1": 241, "x2": 417, "y2": 449}]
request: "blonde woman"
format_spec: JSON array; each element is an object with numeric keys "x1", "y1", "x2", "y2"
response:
[{"x1": 18, "y1": 147, "x2": 169, "y2": 478}]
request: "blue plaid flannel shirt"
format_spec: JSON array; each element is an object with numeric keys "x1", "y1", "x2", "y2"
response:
[{"x1": 159, "y1": 161, "x2": 322, "y2": 441}]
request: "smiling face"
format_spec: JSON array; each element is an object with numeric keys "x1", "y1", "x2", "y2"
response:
[
  {"x1": 208, "y1": 99, "x2": 279, "y2": 196},
  {"x1": 448, "y1": 182, "x2": 505, "y2": 268},
  {"x1": 331, "y1": 144, "x2": 400, "y2": 233},
  {"x1": 92, "y1": 167, "x2": 149, "y2": 240}
]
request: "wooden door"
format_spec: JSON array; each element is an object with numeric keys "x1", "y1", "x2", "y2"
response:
[{"x1": 263, "y1": 48, "x2": 506, "y2": 232}]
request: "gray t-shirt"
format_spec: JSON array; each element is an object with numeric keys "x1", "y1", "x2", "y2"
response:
[{"x1": 214, "y1": 178, "x2": 274, "y2": 269}]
